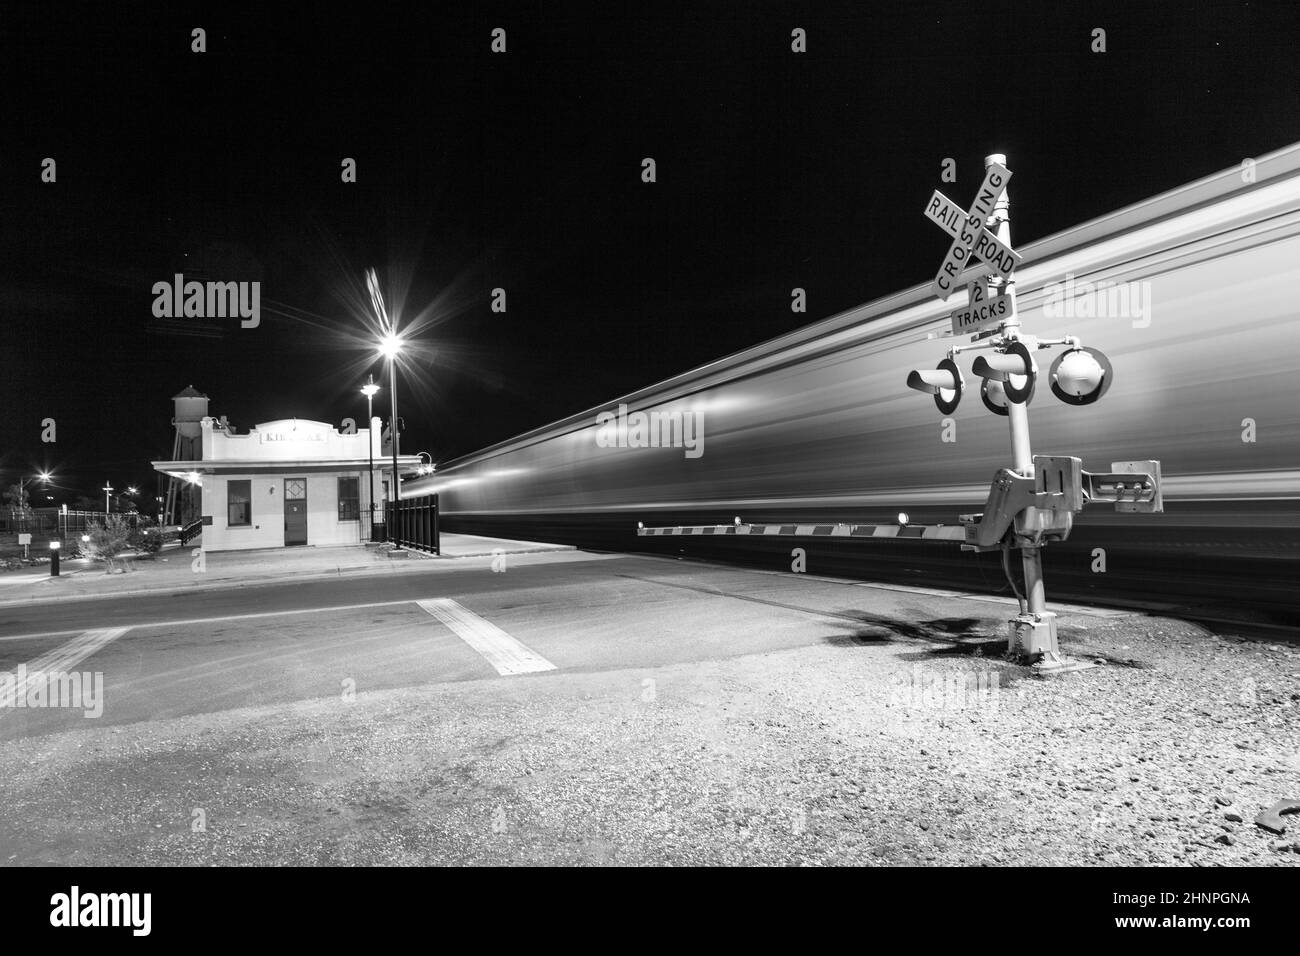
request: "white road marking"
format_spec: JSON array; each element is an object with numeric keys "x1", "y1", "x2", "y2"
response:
[
  {"x1": 0, "y1": 598, "x2": 426, "y2": 644},
  {"x1": 417, "y1": 598, "x2": 556, "y2": 676},
  {"x1": 0, "y1": 626, "x2": 131, "y2": 708}
]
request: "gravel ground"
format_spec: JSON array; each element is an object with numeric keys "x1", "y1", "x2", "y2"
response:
[{"x1": 1, "y1": 612, "x2": 1298, "y2": 866}]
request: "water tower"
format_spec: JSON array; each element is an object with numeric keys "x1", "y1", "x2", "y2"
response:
[{"x1": 164, "y1": 386, "x2": 208, "y2": 526}]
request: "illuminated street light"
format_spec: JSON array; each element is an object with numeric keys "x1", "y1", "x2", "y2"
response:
[{"x1": 16, "y1": 471, "x2": 52, "y2": 511}]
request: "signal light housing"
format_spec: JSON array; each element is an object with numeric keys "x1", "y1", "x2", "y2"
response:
[
  {"x1": 972, "y1": 340, "x2": 1037, "y2": 405},
  {"x1": 1050, "y1": 346, "x2": 1113, "y2": 406},
  {"x1": 906, "y1": 357, "x2": 964, "y2": 414},
  {"x1": 981, "y1": 378, "x2": 1010, "y2": 416}
]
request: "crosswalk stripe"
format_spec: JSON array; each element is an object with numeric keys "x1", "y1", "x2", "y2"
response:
[
  {"x1": 417, "y1": 598, "x2": 556, "y2": 676},
  {"x1": 0, "y1": 626, "x2": 130, "y2": 709}
]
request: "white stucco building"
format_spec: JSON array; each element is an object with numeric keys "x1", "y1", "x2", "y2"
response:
[{"x1": 153, "y1": 415, "x2": 419, "y2": 551}]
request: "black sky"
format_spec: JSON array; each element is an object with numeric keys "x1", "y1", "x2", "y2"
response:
[{"x1": 3, "y1": 0, "x2": 1298, "y2": 505}]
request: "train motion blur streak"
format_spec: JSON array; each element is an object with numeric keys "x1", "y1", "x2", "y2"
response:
[{"x1": 407, "y1": 145, "x2": 1300, "y2": 617}]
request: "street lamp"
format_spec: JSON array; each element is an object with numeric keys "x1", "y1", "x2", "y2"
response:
[
  {"x1": 102, "y1": 483, "x2": 113, "y2": 514},
  {"x1": 415, "y1": 452, "x2": 434, "y2": 476},
  {"x1": 367, "y1": 268, "x2": 403, "y2": 509},
  {"x1": 361, "y1": 374, "x2": 380, "y2": 541},
  {"x1": 15, "y1": 471, "x2": 51, "y2": 512}
]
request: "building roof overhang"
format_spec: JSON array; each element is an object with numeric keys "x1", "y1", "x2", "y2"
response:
[{"x1": 152, "y1": 457, "x2": 422, "y2": 478}]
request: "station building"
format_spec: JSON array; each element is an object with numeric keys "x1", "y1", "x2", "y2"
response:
[{"x1": 152, "y1": 406, "x2": 419, "y2": 552}]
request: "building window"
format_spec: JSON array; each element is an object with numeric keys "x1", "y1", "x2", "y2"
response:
[
  {"x1": 227, "y1": 480, "x2": 251, "y2": 526},
  {"x1": 338, "y1": 477, "x2": 360, "y2": 521}
]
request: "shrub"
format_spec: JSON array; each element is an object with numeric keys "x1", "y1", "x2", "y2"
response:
[
  {"x1": 81, "y1": 516, "x2": 133, "y2": 570},
  {"x1": 128, "y1": 516, "x2": 164, "y2": 554}
]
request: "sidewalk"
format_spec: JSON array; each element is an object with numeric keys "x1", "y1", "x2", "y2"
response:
[{"x1": 0, "y1": 534, "x2": 574, "y2": 607}]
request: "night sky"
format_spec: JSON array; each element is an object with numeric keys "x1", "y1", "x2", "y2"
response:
[{"x1": 3, "y1": 1, "x2": 1298, "y2": 507}]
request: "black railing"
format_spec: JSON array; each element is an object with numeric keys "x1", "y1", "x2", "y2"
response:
[
  {"x1": 384, "y1": 494, "x2": 440, "y2": 554},
  {"x1": 179, "y1": 519, "x2": 204, "y2": 545}
]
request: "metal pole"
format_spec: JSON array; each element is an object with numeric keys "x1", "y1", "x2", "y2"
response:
[
  {"x1": 984, "y1": 152, "x2": 1058, "y2": 664},
  {"x1": 366, "y1": 377, "x2": 376, "y2": 542},
  {"x1": 388, "y1": 355, "x2": 401, "y2": 551},
  {"x1": 389, "y1": 356, "x2": 400, "y2": 503}
]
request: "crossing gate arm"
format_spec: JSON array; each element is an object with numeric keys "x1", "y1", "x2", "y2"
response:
[
  {"x1": 636, "y1": 457, "x2": 1161, "y2": 550},
  {"x1": 636, "y1": 521, "x2": 968, "y2": 541}
]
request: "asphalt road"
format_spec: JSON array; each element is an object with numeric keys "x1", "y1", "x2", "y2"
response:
[
  {"x1": 3, "y1": 549, "x2": 1298, "y2": 866},
  {"x1": 0, "y1": 552, "x2": 1028, "y2": 741}
]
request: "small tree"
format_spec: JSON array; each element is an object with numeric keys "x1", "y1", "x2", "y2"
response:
[
  {"x1": 81, "y1": 515, "x2": 133, "y2": 571},
  {"x1": 3, "y1": 483, "x2": 32, "y2": 517}
]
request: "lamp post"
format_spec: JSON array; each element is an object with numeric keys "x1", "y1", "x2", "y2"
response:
[
  {"x1": 367, "y1": 267, "x2": 403, "y2": 504},
  {"x1": 361, "y1": 375, "x2": 380, "y2": 541},
  {"x1": 382, "y1": 335, "x2": 403, "y2": 507},
  {"x1": 102, "y1": 483, "x2": 113, "y2": 514},
  {"x1": 15, "y1": 471, "x2": 50, "y2": 515}
]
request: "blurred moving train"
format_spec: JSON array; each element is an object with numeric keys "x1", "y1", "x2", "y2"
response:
[{"x1": 406, "y1": 144, "x2": 1300, "y2": 615}]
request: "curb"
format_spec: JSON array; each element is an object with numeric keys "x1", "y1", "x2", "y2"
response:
[{"x1": 0, "y1": 544, "x2": 581, "y2": 608}]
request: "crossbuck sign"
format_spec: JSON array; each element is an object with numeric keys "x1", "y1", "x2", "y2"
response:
[{"x1": 926, "y1": 162, "x2": 1021, "y2": 302}]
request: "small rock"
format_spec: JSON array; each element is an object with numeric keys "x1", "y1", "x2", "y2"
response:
[
  {"x1": 1214, "y1": 834, "x2": 1234, "y2": 846},
  {"x1": 1255, "y1": 797, "x2": 1300, "y2": 835},
  {"x1": 1224, "y1": 812, "x2": 1243, "y2": 823},
  {"x1": 1214, "y1": 795, "x2": 1232, "y2": 807}
]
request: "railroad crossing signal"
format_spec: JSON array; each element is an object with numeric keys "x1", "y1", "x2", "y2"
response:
[
  {"x1": 639, "y1": 153, "x2": 1163, "y2": 677},
  {"x1": 902, "y1": 152, "x2": 1163, "y2": 672}
]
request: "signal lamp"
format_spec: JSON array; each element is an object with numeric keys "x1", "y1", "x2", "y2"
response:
[
  {"x1": 906, "y1": 357, "x2": 964, "y2": 414},
  {"x1": 1049, "y1": 347, "x2": 1113, "y2": 406},
  {"x1": 981, "y1": 378, "x2": 1011, "y2": 416},
  {"x1": 972, "y1": 341, "x2": 1037, "y2": 405}
]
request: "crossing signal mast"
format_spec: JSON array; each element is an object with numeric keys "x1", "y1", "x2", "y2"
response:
[
  {"x1": 907, "y1": 154, "x2": 1162, "y2": 671},
  {"x1": 638, "y1": 154, "x2": 1163, "y2": 674}
]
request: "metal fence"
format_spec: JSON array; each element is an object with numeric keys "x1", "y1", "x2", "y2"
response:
[
  {"x1": 1, "y1": 509, "x2": 140, "y2": 536},
  {"x1": 384, "y1": 494, "x2": 440, "y2": 554}
]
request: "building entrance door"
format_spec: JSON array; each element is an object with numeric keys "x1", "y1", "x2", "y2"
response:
[{"x1": 284, "y1": 478, "x2": 308, "y2": 546}]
